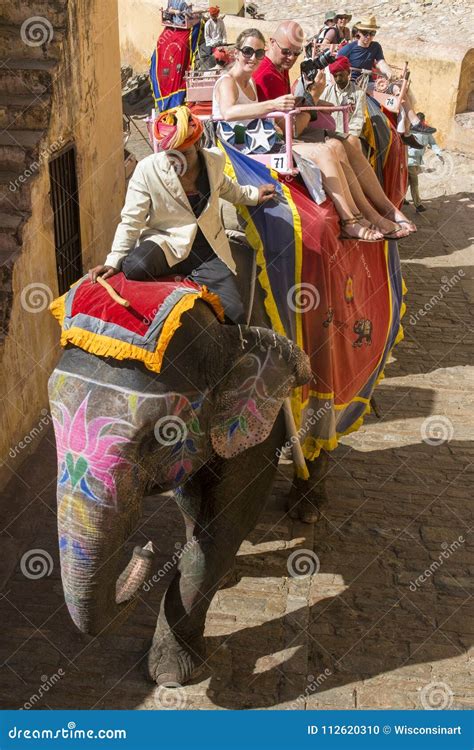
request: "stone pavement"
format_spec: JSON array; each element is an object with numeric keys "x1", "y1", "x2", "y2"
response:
[{"x1": 0, "y1": 150, "x2": 472, "y2": 711}]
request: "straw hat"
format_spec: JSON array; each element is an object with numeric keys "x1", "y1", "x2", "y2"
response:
[
  {"x1": 355, "y1": 16, "x2": 380, "y2": 32},
  {"x1": 336, "y1": 10, "x2": 352, "y2": 21}
]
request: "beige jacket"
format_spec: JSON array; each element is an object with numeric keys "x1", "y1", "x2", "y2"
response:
[{"x1": 105, "y1": 147, "x2": 259, "y2": 274}]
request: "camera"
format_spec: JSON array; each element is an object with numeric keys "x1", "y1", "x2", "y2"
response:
[{"x1": 300, "y1": 49, "x2": 337, "y2": 81}]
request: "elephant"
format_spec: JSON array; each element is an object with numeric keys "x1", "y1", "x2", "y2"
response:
[
  {"x1": 48, "y1": 272, "x2": 312, "y2": 687},
  {"x1": 352, "y1": 318, "x2": 373, "y2": 347}
]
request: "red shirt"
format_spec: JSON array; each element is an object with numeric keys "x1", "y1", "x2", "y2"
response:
[{"x1": 253, "y1": 56, "x2": 290, "y2": 101}]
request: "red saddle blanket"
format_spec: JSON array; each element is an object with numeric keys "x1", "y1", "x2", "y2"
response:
[{"x1": 49, "y1": 273, "x2": 224, "y2": 373}]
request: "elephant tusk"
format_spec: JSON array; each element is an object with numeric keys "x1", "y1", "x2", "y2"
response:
[
  {"x1": 115, "y1": 541, "x2": 154, "y2": 604},
  {"x1": 283, "y1": 398, "x2": 310, "y2": 481}
]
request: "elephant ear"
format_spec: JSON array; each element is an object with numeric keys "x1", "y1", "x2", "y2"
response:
[{"x1": 210, "y1": 342, "x2": 296, "y2": 459}]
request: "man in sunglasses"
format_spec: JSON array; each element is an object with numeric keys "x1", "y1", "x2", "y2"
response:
[
  {"x1": 253, "y1": 20, "x2": 327, "y2": 139},
  {"x1": 338, "y1": 16, "x2": 436, "y2": 135},
  {"x1": 337, "y1": 16, "x2": 387, "y2": 81}
]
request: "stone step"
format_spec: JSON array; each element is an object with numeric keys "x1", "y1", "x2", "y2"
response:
[
  {"x1": 0, "y1": 212, "x2": 27, "y2": 273},
  {"x1": 0, "y1": 23, "x2": 64, "y2": 62},
  {"x1": 0, "y1": 144, "x2": 28, "y2": 171},
  {"x1": 0, "y1": 1, "x2": 68, "y2": 28},
  {"x1": 0, "y1": 93, "x2": 50, "y2": 130},
  {"x1": 0, "y1": 58, "x2": 56, "y2": 95},
  {"x1": 0, "y1": 129, "x2": 44, "y2": 148},
  {"x1": 0, "y1": 211, "x2": 23, "y2": 233},
  {"x1": 0, "y1": 170, "x2": 31, "y2": 212},
  {"x1": 0, "y1": 241, "x2": 21, "y2": 267}
]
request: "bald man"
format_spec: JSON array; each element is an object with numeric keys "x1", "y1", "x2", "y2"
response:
[{"x1": 253, "y1": 20, "x2": 328, "y2": 140}]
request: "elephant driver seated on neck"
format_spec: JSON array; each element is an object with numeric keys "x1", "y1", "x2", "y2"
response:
[{"x1": 88, "y1": 106, "x2": 276, "y2": 324}]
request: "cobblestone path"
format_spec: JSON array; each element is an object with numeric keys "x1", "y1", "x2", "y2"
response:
[{"x1": 0, "y1": 150, "x2": 472, "y2": 711}]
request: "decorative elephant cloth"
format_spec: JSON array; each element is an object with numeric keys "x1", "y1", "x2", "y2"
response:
[
  {"x1": 49, "y1": 273, "x2": 224, "y2": 374},
  {"x1": 49, "y1": 328, "x2": 301, "y2": 504},
  {"x1": 221, "y1": 142, "x2": 406, "y2": 462}
]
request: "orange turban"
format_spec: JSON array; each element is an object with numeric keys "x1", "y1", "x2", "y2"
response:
[
  {"x1": 209, "y1": 6, "x2": 220, "y2": 15},
  {"x1": 154, "y1": 106, "x2": 203, "y2": 151}
]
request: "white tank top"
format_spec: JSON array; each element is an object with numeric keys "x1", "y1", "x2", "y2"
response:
[{"x1": 212, "y1": 73, "x2": 258, "y2": 127}]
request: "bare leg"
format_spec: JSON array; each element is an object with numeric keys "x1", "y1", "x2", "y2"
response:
[
  {"x1": 293, "y1": 141, "x2": 382, "y2": 241},
  {"x1": 341, "y1": 138, "x2": 417, "y2": 231},
  {"x1": 326, "y1": 140, "x2": 409, "y2": 237},
  {"x1": 401, "y1": 89, "x2": 419, "y2": 126}
]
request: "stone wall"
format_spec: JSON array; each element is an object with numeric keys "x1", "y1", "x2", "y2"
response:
[
  {"x1": 118, "y1": 2, "x2": 472, "y2": 152},
  {"x1": 0, "y1": 0, "x2": 125, "y2": 489}
]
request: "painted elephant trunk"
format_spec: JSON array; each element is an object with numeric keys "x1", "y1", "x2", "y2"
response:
[
  {"x1": 57, "y1": 485, "x2": 154, "y2": 635},
  {"x1": 49, "y1": 376, "x2": 156, "y2": 636}
]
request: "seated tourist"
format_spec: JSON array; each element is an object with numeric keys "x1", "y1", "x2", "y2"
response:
[
  {"x1": 338, "y1": 16, "x2": 436, "y2": 135},
  {"x1": 321, "y1": 10, "x2": 352, "y2": 46},
  {"x1": 316, "y1": 10, "x2": 337, "y2": 45},
  {"x1": 334, "y1": 11, "x2": 352, "y2": 43},
  {"x1": 213, "y1": 26, "x2": 413, "y2": 241},
  {"x1": 166, "y1": 0, "x2": 192, "y2": 26},
  {"x1": 319, "y1": 55, "x2": 366, "y2": 142},
  {"x1": 88, "y1": 106, "x2": 275, "y2": 324},
  {"x1": 251, "y1": 21, "x2": 417, "y2": 238}
]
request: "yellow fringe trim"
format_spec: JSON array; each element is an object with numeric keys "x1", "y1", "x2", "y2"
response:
[{"x1": 49, "y1": 287, "x2": 225, "y2": 374}]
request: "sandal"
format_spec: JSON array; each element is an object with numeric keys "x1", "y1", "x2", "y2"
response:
[
  {"x1": 397, "y1": 219, "x2": 417, "y2": 233},
  {"x1": 340, "y1": 217, "x2": 382, "y2": 243},
  {"x1": 382, "y1": 222, "x2": 412, "y2": 240}
]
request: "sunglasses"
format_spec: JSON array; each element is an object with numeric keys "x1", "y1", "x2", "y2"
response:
[
  {"x1": 272, "y1": 39, "x2": 302, "y2": 57},
  {"x1": 238, "y1": 46, "x2": 266, "y2": 60},
  {"x1": 359, "y1": 30, "x2": 376, "y2": 37}
]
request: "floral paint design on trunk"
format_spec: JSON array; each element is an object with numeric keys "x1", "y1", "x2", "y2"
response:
[{"x1": 51, "y1": 392, "x2": 134, "y2": 506}]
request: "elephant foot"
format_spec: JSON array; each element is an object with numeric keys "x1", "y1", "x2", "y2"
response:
[
  {"x1": 286, "y1": 479, "x2": 326, "y2": 524},
  {"x1": 148, "y1": 628, "x2": 207, "y2": 687}
]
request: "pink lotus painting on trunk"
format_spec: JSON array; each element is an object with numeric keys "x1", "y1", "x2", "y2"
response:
[{"x1": 51, "y1": 392, "x2": 134, "y2": 505}]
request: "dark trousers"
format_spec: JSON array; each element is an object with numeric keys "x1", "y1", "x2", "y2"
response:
[{"x1": 122, "y1": 240, "x2": 246, "y2": 324}]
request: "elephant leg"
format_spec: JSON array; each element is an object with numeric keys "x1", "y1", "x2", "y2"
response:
[
  {"x1": 287, "y1": 450, "x2": 330, "y2": 524},
  {"x1": 148, "y1": 422, "x2": 284, "y2": 686}
]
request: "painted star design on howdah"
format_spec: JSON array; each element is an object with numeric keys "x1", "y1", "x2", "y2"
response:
[{"x1": 244, "y1": 119, "x2": 276, "y2": 154}]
